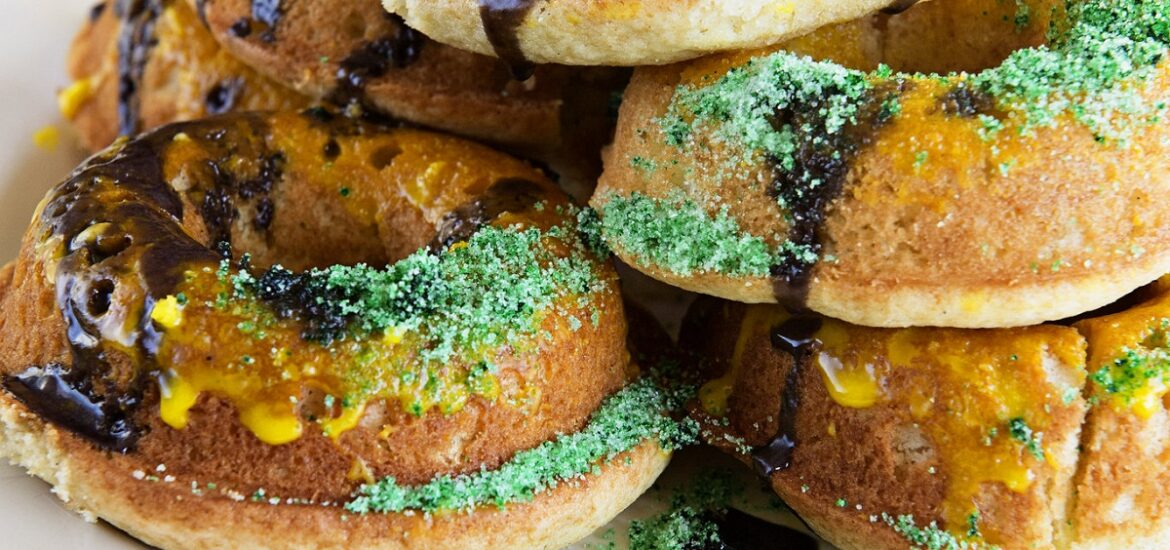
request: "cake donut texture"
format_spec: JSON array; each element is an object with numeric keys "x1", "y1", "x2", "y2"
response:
[
  {"x1": 381, "y1": 0, "x2": 929, "y2": 68},
  {"x1": 685, "y1": 277, "x2": 1170, "y2": 549},
  {"x1": 64, "y1": 0, "x2": 606, "y2": 155},
  {"x1": 594, "y1": 0, "x2": 1170, "y2": 328},
  {"x1": 0, "y1": 110, "x2": 686, "y2": 549}
]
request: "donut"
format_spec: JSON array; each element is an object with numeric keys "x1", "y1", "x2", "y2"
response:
[
  {"x1": 0, "y1": 110, "x2": 688, "y2": 548},
  {"x1": 683, "y1": 276, "x2": 1170, "y2": 549},
  {"x1": 592, "y1": 0, "x2": 1170, "y2": 329},
  {"x1": 380, "y1": 0, "x2": 932, "y2": 69},
  {"x1": 64, "y1": 0, "x2": 617, "y2": 157}
]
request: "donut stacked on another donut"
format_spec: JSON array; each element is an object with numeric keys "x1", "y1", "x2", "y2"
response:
[
  {"x1": 0, "y1": 110, "x2": 690, "y2": 549},
  {"x1": 587, "y1": 0, "x2": 1170, "y2": 548},
  {"x1": 594, "y1": 0, "x2": 1170, "y2": 328},
  {"x1": 63, "y1": 0, "x2": 619, "y2": 159}
]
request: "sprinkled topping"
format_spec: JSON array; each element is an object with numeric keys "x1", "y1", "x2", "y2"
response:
[
  {"x1": 344, "y1": 378, "x2": 698, "y2": 514},
  {"x1": 1087, "y1": 317, "x2": 1170, "y2": 417},
  {"x1": 884, "y1": 513, "x2": 982, "y2": 550},
  {"x1": 597, "y1": 192, "x2": 776, "y2": 277},
  {"x1": 628, "y1": 470, "x2": 743, "y2": 549}
]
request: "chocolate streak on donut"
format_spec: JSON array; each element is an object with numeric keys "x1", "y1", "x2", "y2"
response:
[
  {"x1": 115, "y1": 0, "x2": 164, "y2": 137},
  {"x1": 769, "y1": 83, "x2": 904, "y2": 309},
  {"x1": 332, "y1": 14, "x2": 425, "y2": 110},
  {"x1": 750, "y1": 316, "x2": 822, "y2": 477},
  {"x1": 1, "y1": 115, "x2": 283, "y2": 451},
  {"x1": 880, "y1": 0, "x2": 920, "y2": 14},
  {"x1": 428, "y1": 178, "x2": 545, "y2": 252},
  {"x1": 478, "y1": 0, "x2": 538, "y2": 81}
]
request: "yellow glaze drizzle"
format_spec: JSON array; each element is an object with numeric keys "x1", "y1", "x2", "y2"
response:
[
  {"x1": 1076, "y1": 279, "x2": 1170, "y2": 420},
  {"x1": 699, "y1": 306, "x2": 787, "y2": 416}
]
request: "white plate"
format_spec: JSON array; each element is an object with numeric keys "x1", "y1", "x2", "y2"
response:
[{"x1": 0, "y1": 2, "x2": 828, "y2": 548}]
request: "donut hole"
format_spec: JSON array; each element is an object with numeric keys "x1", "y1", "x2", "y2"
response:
[{"x1": 87, "y1": 279, "x2": 115, "y2": 317}]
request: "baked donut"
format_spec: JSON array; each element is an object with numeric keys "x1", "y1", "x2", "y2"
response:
[
  {"x1": 683, "y1": 276, "x2": 1170, "y2": 549},
  {"x1": 593, "y1": 0, "x2": 1170, "y2": 329},
  {"x1": 0, "y1": 110, "x2": 686, "y2": 548},
  {"x1": 65, "y1": 0, "x2": 617, "y2": 157},
  {"x1": 380, "y1": 0, "x2": 931, "y2": 68}
]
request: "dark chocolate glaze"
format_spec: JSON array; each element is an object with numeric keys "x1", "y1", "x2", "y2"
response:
[
  {"x1": 205, "y1": 77, "x2": 245, "y2": 115},
  {"x1": 750, "y1": 316, "x2": 823, "y2": 478},
  {"x1": 251, "y1": 0, "x2": 283, "y2": 42},
  {"x1": 880, "y1": 0, "x2": 920, "y2": 14},
  {"x1": 1, "y1": 114, "x2": 292, "y2": 451},
  {"x1": 332, "y1": 14, "x2": 425, "y2": 108},
  {"x1": 769, "y1": 82, "x2": 905, "y2": 310},
  {"x1": 478, "y1": 0, "x2": 538, "y2": 81},
  {"x1": 229, "y1": 18, "x2": 253, "y2": 38},
  {"x1": 115, "y1": 0, "x2": 165, "y2": 137},
  {"x1": 4, "y1": 363, "x2": 142, "y2": 452},
  {"x1": 428, "y1": 178, "x2": 545, "y2": 252},
  {"x1": 701, "y1": 508, "x2": 819, "y2": 550}
]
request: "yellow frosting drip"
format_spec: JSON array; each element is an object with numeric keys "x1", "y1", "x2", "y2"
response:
[{"x1": 699, "y1": 306, "x2": 787, "y2": 416}]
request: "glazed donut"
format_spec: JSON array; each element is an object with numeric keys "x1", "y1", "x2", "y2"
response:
[
  {"x1": 683, "y1": 276, "x2": 1170, "y2": 549},
  {"x1": 65, "y1": 0, "x2": 616, "y2": 156},
  {"x1": 592, "y1": 0, "x2": 1170, "y2": 329},
  {"x1": 0, "y1": 110, "x2": 686, "y2": 548},
  {"x1": 64, "y1": 0, "x2": 308, "y2": 152},
  {"x1": 380, "y1": 0, "x2": 931, "y2": 68}
]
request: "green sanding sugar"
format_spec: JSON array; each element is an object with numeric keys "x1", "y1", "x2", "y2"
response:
[
  {"x1": 628, "y1": 470, "x2": 744, "y2": 550},
  {"x1": 661, "y1": 0, "x2": 1170, "y2": 157},
  {"x1": 659, "y1": 52, "x2": 871, "y2": 170},
  {"x1": 972, "y1": 0, "x2": 1170, "y2": 140},
  {"x1": 884, "y1": 514, "x2": 981, "y2": 550},
  {"x1": 1088, "y1": 318, "x2": 1170, "y2": 402},
  {"x1": 344, "y1": 378, "x2": 699, "y2": 514},
  {"x1": 597, "y1": 192, "x2": 776, "y2": 277},
  {"x1": 240, "y1": 219, "x2": 608, "y2": 364}
]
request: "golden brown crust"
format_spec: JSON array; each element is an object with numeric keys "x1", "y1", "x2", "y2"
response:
[
  {"x1": 382, "y1": 0, "x2": 917, "y2": 66},
  {"x1": 595, "y1": 0, "x2": 1170, "y2": 329},
  {"x1": 0, "y1": 111, "x2": 652, "y2": 547},
  {"x1": 191, "y1": 0, "x2": 619, "y2": 153},
  {"x1": 683, "y1": 299, "x2": 1087, "y2": 549},
  {"x1": 0, "y1": 391, "x2": 670, "y2": 550},
  {"x1": 686, "y1": 276, "x2": 1170, "y2": 549},
  {"x1": 64, "y1": 0, "x2": 308, "y2": 152}
]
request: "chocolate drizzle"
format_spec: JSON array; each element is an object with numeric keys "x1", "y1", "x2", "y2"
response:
[
  {"x1": 0, "y1": 115, "x2": 289, "y2": 451},
  {"x1": 880, "y1": 0, "x2": 920, "y2": 14},
  {"x1": 428, "y1": 178, "x2": 545, "y2": 252},
  {"x1": 769, "y1": 83, "x2": 904, "y2": 310},
  {"x1": 750, "y1": 316, "x2": 822, "y2": 478},
  {"x1": 332, "y1": 14, "x2": 425, "y2": 109},
  {"x1": 115, "y1": 0, "x2": 164, "y2": 137},
  {"x1": 478, "y1": 0, "x2": 538, "y2": 81}
]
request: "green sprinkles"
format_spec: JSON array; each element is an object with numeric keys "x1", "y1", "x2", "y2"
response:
[
  {"x1": 1089, "y1": 318, "x2": 1170, "y2": 402},
  {"x1": 884, "y1": 513, "x2": 981, "y2": 550},
  {"x1": 1008, "y1": 418, "x2": 1045, "y2": 461},
  {"x1": 597, "y1": 192, "x2": 776, "y2": 277},
  {"x1": 238, "y1": 220, "x2": 608, "y2": 365},
  {"x1": 628, "y1": 470, "x2": 744, "y2": 550},
  {"x1": 344, "y1": 378, "x2": 698, "y2": 514}
]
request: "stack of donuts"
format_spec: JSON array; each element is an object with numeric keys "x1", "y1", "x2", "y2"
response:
[{"x1": 2, "y1": 0, "x2": 1170, "y2": 548}]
